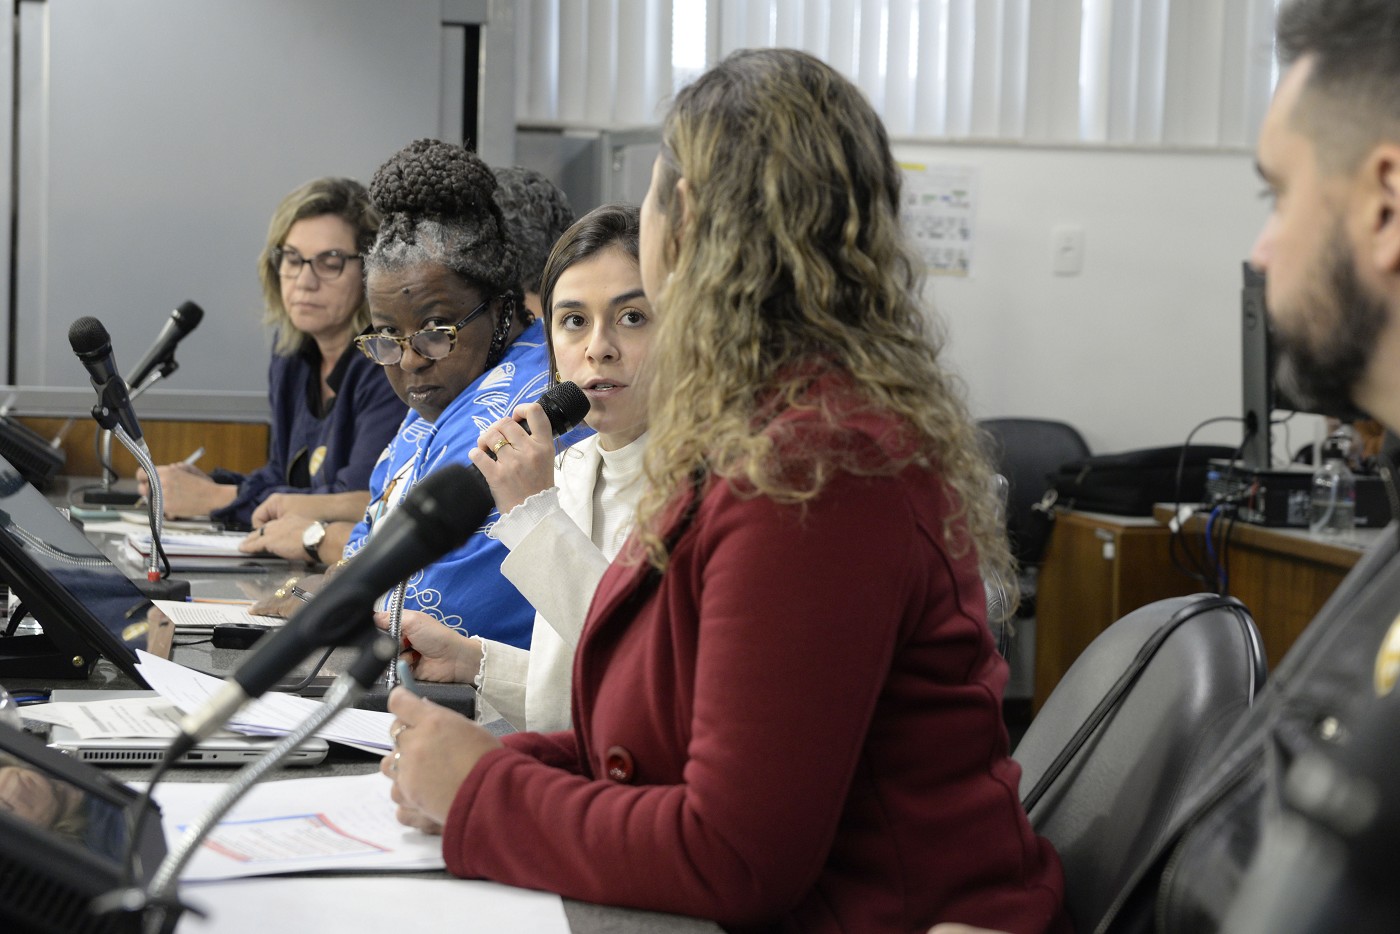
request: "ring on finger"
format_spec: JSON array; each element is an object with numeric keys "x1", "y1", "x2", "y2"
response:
[
  {"x1": 390, "y1": 722, "x2": 410, "y2": 742},
  {"x1": 390, "y1": 750, "x2": 402, "y2": 774},
  {"x1": 492, "y1": 436, "x2": 512, "y2": 454}
]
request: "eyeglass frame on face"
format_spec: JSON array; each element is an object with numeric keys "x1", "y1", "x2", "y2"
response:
[
  {"x1": 271, "y1": 246, "x2": 363, "y2": 281},
  {"x1": 353, "y1": 297, "x2": 495, "y2": 366}
]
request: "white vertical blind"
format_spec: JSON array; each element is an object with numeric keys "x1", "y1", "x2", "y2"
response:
[{"x1": 516, "y1": 0, "x2": 1280, "y2": 148}]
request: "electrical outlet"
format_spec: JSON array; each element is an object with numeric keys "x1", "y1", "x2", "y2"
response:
[{"x1": 1052, "y1": 225, "x2": 1086, "y2": 276}]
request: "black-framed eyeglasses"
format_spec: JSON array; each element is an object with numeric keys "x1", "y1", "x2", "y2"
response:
[
  {"x1": 353, "y1": 298, "x2": 493, "y2": 366},
  {"x1": 272, "y1": 246, "x2": 363, "y2": 281}
]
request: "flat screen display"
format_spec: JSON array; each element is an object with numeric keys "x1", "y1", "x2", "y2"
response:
[{"x1": 0, "y1": 454, "x2": 155, "y2": 684}]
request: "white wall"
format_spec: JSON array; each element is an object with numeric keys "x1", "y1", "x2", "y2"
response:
[{"x1": 894, "y1": 140, "x2": 1316, "y2": 457}]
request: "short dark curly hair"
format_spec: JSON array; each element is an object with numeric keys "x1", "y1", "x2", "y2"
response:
[
  {"x1": 492, "y1": 167, "x2": 575, "y2": 296},
  {"x1": 365, "y1": 138, "x2": 521, "y2": 300}
]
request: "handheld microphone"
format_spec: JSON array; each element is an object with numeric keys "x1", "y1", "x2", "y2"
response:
[
  {"x1": 171, "y1": 382, "x2": 590, "y2": 755},
  {"x1": 68, "y1": 316, "x2": 145, "y2": 443},
  {"x1": 126, "y1": 301, "x2": 205, "y2": 390}
]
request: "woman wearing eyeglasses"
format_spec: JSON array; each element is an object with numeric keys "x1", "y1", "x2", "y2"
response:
[
  {"x1": 339, "y1": 138, "x2": 554, "y2": 650},
  {"x1": 139, "y1": 177, "x2": 406, "y2": 533}
]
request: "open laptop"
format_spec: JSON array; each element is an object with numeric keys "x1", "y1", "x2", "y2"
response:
[{"x1": 45, "y1": 690, "x2": 329, "y2": 767}]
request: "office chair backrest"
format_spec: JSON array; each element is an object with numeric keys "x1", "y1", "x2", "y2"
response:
[
  {"x1": 978, "y1": 418, "x2": 1090, "y2": 566},
  {"x1": 1013, "y1": 593, "x2": 1267, "y2": 934}
]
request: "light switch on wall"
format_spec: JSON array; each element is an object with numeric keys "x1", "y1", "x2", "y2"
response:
[{"x1": 1052, "y1": 225, "x2": 1086, "y2": 276}]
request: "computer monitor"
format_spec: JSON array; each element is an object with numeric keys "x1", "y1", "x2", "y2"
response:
[
  {"x1": 0, "y1": 726, "x2": 170, "y2": 933},
  {"x1": 0, "y1": 453, "x2": 155, "y2": 684},
  {"x1": 1240, "y1": 262, "x2": 1366, "y2": 470}
]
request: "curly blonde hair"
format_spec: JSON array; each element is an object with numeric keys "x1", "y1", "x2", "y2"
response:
[{"x1": 633, "y1": 48, "x2": 1011, "y2": 597}]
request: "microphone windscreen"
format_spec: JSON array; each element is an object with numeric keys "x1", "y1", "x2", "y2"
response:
[
  {"x1": 539, "y1": 381, "x2": 590, "y2": 435},
  {"x1": 396, "y1": 463, "x2": 482, "y2": 550},
  {"x1": 68, "y1": 316, "x2": 111, "y2": 355},
  {"x1": 174, "y1": 301, "x2": 205, "y2": 333}
]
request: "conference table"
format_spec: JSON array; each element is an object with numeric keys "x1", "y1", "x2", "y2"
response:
[{"x1": 7, "y1": 482, "x2": 721, "y2": 934}]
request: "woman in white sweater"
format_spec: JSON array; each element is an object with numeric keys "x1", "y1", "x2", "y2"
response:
[{"x1": 383, "y1": 204, "x2": 651, "y2": 732}]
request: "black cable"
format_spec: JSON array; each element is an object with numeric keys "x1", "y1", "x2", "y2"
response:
[
  {"x1": 92, "y1": 429, "x2": 118, "y2": 487},
  {"x1": 1219, "y1": 506, "x2": 1240, "y2": 596},
  {"x1": 276, "y1": 644, "x2": 336, "y2": 694},
  {"x1": 1168, "y1": 415, "x2": 1244, "y2": 586}
]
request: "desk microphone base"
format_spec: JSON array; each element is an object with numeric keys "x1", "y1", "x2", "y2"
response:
[
  {"x1": 80, "y1": 488, "x2": 143, "y2": 507},
  {"x1": 133, "y1": 576, "x2": 192, "y2": 602}
]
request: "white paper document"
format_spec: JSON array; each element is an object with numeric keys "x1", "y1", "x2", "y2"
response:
[
  {"x1": 21, "y1": 695, "x2": 186, "y2": 737},
  {"x1": 175, "y1": 876, "x2": 570, "y2": 933},
  {"x1": 136, "y1": 650, "x2": 395, "y2": 752},
  {"x1": 152, "y1": 773, "x2": 444, "y2": 880},
  {"x1": 152, "y1": 600, "x2": 285, "y2": 633}
]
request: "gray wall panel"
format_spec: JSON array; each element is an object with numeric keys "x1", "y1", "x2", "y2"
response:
[{"x1": 12, "y1": 0, "x2": 449, "y2": 414}]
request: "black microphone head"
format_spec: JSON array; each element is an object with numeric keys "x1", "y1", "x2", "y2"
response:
[
  {"x1": 397, "y1": 463, "x2": 487, "y2": 550},
  {"x1": 540, "y1": 381, "x2": 590, "y2": 435},
  {"x1": 68, "y1": 316, "x2": 112, "y2": 357},
  {"x1": 173, "y1": 301, "x2": 205, "y2": 334}
]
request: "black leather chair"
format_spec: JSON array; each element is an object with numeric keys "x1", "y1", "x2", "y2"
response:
[
  {"x1": 978, "y1": 418, "x2": 1091, "y2": 578},
  {"x1": 1013, "y1": 593, "x2": 1267, "y2": 933}
]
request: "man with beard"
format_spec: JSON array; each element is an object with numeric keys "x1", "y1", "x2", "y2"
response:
[{"x1": 932, "y1": 1, "x2": 1400, "y2": 932}]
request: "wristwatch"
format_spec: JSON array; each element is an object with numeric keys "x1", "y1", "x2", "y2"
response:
[{"x1": 301, "y1": 520, "x2": 327, "y2": 563}]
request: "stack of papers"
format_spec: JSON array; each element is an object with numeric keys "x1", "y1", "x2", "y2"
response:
[
  {"x1": 150, "y1": 776, "x2": 569, "y2": 932},
  {"x1": 136, "y1": 650, "x2": 395, "y2": 753},
  {"x1": 151, "y1": 773, "x2": 446, "y2": 881}
]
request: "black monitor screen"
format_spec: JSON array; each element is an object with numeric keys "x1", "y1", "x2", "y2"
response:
[
  {"x1": 1240, "y1": 262, "x2": 1366, "y2": 469},
  {"x1": 0, "y1": 727, "x2": 170, "y2": 932},
  {"x1": 0, "y1": 454, "x2": 154, "y2": 684}
]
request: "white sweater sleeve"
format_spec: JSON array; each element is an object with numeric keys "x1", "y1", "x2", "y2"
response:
[
  {"x1": 474, "y1": 638, "x2": 530, "y2": 730},
  {"x1": 498, "y1": 505, "x2": 611, "y2": 649}
]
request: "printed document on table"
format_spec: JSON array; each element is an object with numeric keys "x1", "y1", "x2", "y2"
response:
[
  {"x1": 150, "y1": 773, "x2": 444, "y2": 880},
  {"x1": 175, "y1": 877, "x2": 569, "y2": 933},
  {"x1": 135, "y1": 650, "x2": 395, "y2": 752},
  {"x1": 151, "y1": 600, "x2": 285, "y2": 633}
]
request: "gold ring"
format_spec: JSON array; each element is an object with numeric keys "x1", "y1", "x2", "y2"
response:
[
  {"x1": 274, "y1": 576, "x2": 300, "y2": 600},
  {"x1": 492, "y1": 437, "x2": 512, "y2": 454},
  {"x1": 390, "y1": 723, "x2": 410, "y2": 742},
  {"x1": 390, "y1": 750, "x2": 401, "y2": 774}
]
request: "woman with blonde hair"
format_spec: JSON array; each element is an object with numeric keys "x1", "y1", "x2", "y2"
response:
[
  {"x1": 141, "y1": 177, "x2": 406, "y2": 532},
  {"x1": 384, "y1": 49, "x2": 1068, "y2": 933}
]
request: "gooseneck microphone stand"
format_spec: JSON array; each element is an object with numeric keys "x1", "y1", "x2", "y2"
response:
[
  {"x1": 100, "y1": 627, "x2": 397, "y2": 934},
  {"x1": 91, "y1": 362, "x2": 179, "y2": 507}
]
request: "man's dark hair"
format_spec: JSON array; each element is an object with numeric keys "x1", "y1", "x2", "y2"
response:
[{"x1": 1277, "y1": 0, "x2": 1400, "y2": 170}]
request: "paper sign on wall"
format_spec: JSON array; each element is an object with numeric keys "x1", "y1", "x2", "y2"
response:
[{"x1": 900, "y1": 163, "x2": 979, "y2": 278}]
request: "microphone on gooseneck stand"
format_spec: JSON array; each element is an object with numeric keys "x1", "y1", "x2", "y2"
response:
[
  {"x1": 79, "y1": 302, "x2": 204, "y2": 507},
  {"x1": 68, "y1": 316, "x2": 146, "y2": 446},
  {"x1": 169, "y1": 381, "x2": 591, "y2": 758},
  {"x1": 126, "y1": 300, "x2": 205, "y2": 391},
  {"x1": 68, "y1": 316, "x2": 190, "y2": 599}
]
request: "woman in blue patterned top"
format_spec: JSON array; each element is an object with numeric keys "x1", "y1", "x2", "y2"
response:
[{"x1": 343, "y1": 139, "x2": 553, "y2": 649}]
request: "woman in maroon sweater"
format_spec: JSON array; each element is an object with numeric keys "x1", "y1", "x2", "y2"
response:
[{"x1": 383, "y1": 48, "x2": 1069, "y2": 934}]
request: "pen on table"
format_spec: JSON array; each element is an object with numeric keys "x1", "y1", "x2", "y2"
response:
[
  {"x1": 185, "y1": 596, "x2": 255, "y2": 605},
  {"x1": 182, "y1": 446, "x2": 205, "y2": 466}
]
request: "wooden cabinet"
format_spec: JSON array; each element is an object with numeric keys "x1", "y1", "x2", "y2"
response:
[
  {"x1": 1033, "y1": 508, "x2": 1371, "y2": 711},
  {"x1": 1033, "y1": 511, "x2": 1197, "y2": 710}
]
